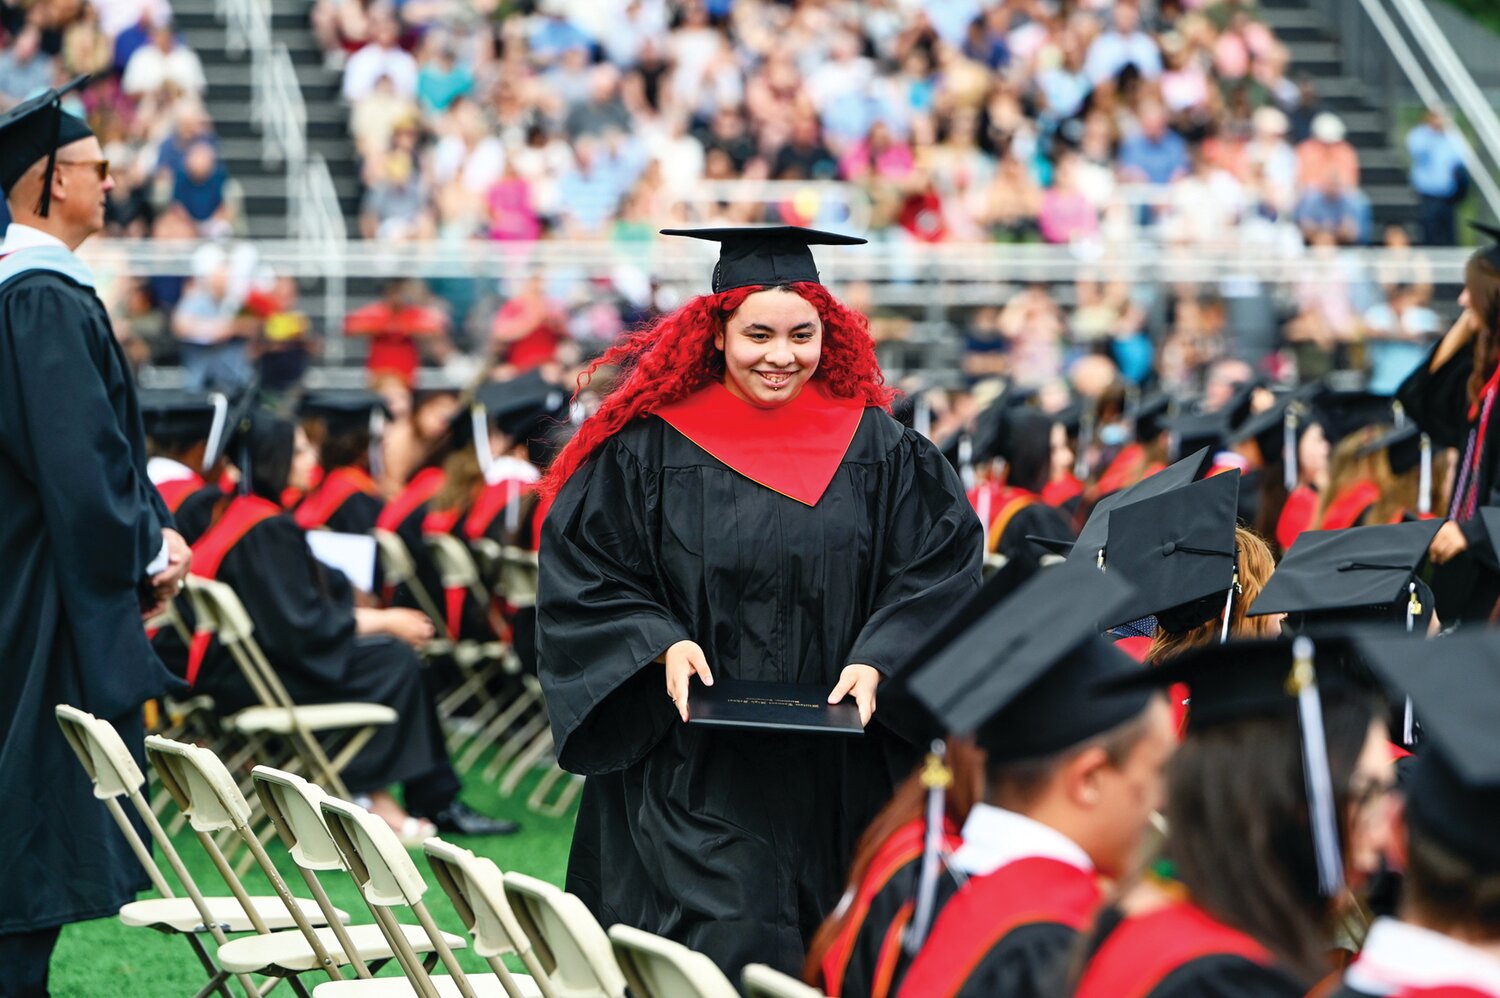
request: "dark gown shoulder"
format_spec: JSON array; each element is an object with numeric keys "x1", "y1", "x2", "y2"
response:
[{"x1": 1148, "y1": 954, "x2": 1306, "y2": 998}]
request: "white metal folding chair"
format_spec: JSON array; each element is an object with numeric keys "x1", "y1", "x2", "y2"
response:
[
  {"x1": 499, "y1": 873, "x2": 627, "y2": 998},
  {"x1": 373, "y1": 528, "x2": 454, "y2": 657},
  {"x1": 55, "y1": 705, "x2": 307, "y2": 998},
  {"x1": 314, "y1": 795, "x2": 539, "y2": 997},
  {"x1": 605, "y1": 925, "x2": 739, "y2": 998},
  {"x1": 740, "y1": 965, "x2": 827, "y2": 998}
]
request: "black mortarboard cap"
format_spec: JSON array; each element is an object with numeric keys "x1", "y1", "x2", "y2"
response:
[
  {"x1": 1071, "y1": 447, "x2": 1212, "y2": 563},
  {"x1": 139, "y1": 389, "x2": 219, "y2": 445},
  {"x1": 1101, "y1": 471, "x2": 1241, "y2": 633},
  {"x1": 1132, "y1": 392, "x2": 1172, "y2": 442},
  {"x1": 1353, "y1": 629, "x2": 1500, "y2": 868},
  {"x1": 475, "y1": 370, "x2": 569, "y2": 439},
  {"x1": 892, "y1": 558, "x2": 1033, "y2": 684},
  {"x1": 904, "y1": 564, "x2": 1151, "y2": 761},
  {"x1": 1358, "y1": 423, "x2": 1424, "y2": 476},
  {"x1": 1230, "y1": 384, "x2": 1321, "y2": 465},
  {"x1": 299, "y1": 389, "x2": 388, "y2": 437},
  {"x1": 1163, "y1": 411, "x2": 1228, "y2": 460},
  {"x1": 1472, "y1": 221, "x2": 1500, "y2": 270},
  {"x1": 1316, "y1": 389, "x2": 1396, "y2": 445},
  {"x1": 1248, "y1": 520, "x2": 1442, "y2": 627},
  {"x1": 660, "y1": 226, "x2": 867, "y2": 293},
  {"x1": 0, "y1": 76, "x2": 94, "y2": 217}
]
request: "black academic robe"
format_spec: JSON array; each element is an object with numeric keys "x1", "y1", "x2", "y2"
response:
[
  {"x1": 0, "y1": 264, "x2": 168, "y2": 933},
  {"x1": 997, "y1": 501, "x2": 1075, "y2": 576},
  {"x1": 538, "y1": 410, "x2": 981, "y2": 980},
  {"x1": 197, "y1": 509, "x2": 457, "y2": 805},
  {"x1": 324, "y1": 491, "x2": 384, "y2": 535},
  {"x1": 1398, "y1": 339, "x2": 1500, "y2": 620},
  {"x1": 175, "y1": 482, "x2": 225, "y2": 544}
]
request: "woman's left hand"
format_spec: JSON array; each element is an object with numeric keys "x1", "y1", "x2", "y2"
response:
[
  {"x1": 1429, "y1": 519, "x2": 1470, "y2": 564},
  {"x1": 829, "y1": 664, "x2": 881, "y2": 727}
]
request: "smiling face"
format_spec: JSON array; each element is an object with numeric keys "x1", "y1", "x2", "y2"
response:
[{"x1": 715, "y1": 288, "x2": 823, "y2": 408}]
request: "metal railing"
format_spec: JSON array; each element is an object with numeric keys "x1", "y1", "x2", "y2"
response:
[{"x1": 294, "y1": 156, "x2": 350, "y2": 360}]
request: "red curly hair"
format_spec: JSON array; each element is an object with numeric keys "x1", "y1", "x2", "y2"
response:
[{"x1": 541, "y1": 281, "x2": 895, "y2": 498}]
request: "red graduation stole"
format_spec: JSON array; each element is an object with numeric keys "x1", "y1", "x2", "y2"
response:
[
  {"x1": 1042, "y1": 473, "x2": 1082, "y2": 508},
  {"x1": 1073, "y1": 901, "x2": 1275, "y2": 998},
  {"x1": 1320, "y1": 479, "x2": 1381, "y2": 530},
  {"x1": 376, "y1": 466, "x2": 446, "y2": 533},
  {"x1": 984, "y1": 487, "x2": 1040, "y2": 555},
  {"x1": 464, "y1": 479, "x2": 534, "y2": 541},
  {"x1": 183, "y1": 495, "x2": 281, "y2": 685},
  {"x1": 897, "y1": 857, "x2": 1101, "y2": 998},
  {"x1": 156, "y1": 473, "x2": 206, "y2": 514},
  {"x1": 294, "y1": 466, "x2": 378, "y2": 530},
  {"x1": 1277, "y1": 484, "x2": 1319, "y2": 551},
  {"x1": 653, "y1": 380, "x2": 867, "y2": 506}
]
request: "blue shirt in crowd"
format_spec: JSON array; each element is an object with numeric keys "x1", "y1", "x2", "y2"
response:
[
  {"x1": 1118, "y1": 129, "x2": 1189, "y2": 184},
  {"x1": 1406, "y1": 123, "x2": 1465, "y2": 198}
]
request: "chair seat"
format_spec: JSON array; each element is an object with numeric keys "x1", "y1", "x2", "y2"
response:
[
  {"x1": 218, "y1": 923, "x2": 468, "y2": 974},
  {"x1": 314, "y1": 972, "x2": 542, "y2": 997},
  {"x1": 120, "y1": 896, "x2": 347, "y2": 934},
  {"x1": 228, "y1": 703, "x2": 398, "y2": 734}
]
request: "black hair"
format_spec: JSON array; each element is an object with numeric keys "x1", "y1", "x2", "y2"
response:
[{"x1": 244, "y1": 412, "x2": 294, "y2": 502}]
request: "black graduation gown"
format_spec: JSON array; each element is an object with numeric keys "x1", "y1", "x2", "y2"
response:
[
  {"x1": 175, "y1": 482, "x2": 225, "y2": 544},
  {"x1": 324, "y1": 490, "x2": 384, "y2": 535},
  {"x1": 0, "y1": 265, "x2": 169, "y2": 933},
  {"x1": 997, "y1": 501, "x2": 1075, "y2": 576},
  {"x1": 198, "y1": 513, "x2": 457, "y2": 802},
  {"x1": 538, "y1": 410, "x2": 982, "y2": 980},
  {"x1": 1398, "y1": 339, "x2": 1500, "y2": 620}
]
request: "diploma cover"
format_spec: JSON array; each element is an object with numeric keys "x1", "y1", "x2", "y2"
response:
[{"x1": 687, "y1": 679, "x2": 864, "y2": 736}]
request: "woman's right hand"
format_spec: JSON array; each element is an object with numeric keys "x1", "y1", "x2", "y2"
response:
[{"x1": 663, "y1": 640, "x2": 713, "y2": 723}]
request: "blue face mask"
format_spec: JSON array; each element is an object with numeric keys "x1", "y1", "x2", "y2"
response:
[{"x1": 1098, "y1": 424, "x2": 1128, "y2": 447}]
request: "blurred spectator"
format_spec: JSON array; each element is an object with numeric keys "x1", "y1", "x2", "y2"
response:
[
  {"x1": 342, "y1": 12, "x2": 417, "y2": 103},
  {"x1": 999, "y1": 283, "x2": 1066, "y2": 387},
  {"x1": 172, "y1": 261, "x2": 254, "y2": 392},
  {"x1": 98, "y1": 0, "x2": 173, "y2": 42},
  {"x1": 171, "y1": 139, "x2": 234, "y2": 237},
  {"x1": 359, "y1": 123, "x2": 433, "y2": 240},
  {"x1": 1405, "y1": 109, "x2": 1466, "y2": 246},
  {"x1": 566, "y1": 65, "x2": 631, "y2": 140},
  {"x1": 1294, "y1": 168, "x2": 1369, "y2": 246},
  {"x1": 345, "y1": 278, "x2": 451, "y2": 388},
  {"x1": 0, "y1": 26, "x2": 53, "y2": 106},
  {"x1": 1363, "y1": 282, "x2": 1439, "y2": 393},
  {"x1": 1165, "y1": 144, "x2": 1245, "y2": 244},
  {"x1": 486, "y1": 160, "x2": 542, "y2": 241},
  {"x1": 490, "y1": 274, "x2": 567, "y2": 370},
  {"x1": 1296, "y1": 112, "x2": 1359, "y2": 190},
  {"x1": 1038, "y1": 152, "x2": 1094, "y2": 245},
  {"x1": 1085, "y1": 1, "x2": 1162, "y2": 86},
  {"x1": 1118, "y1": 102, "x2": 1190, "y2": 184},
  {"x1": 1242, "y1": 106, "x2": 1297, "y2": 216},
  {"x1": 415, "y1": 34, "x2": 473, "y2": 115},
  {"x1": 62, "y1": 4, "x2": 115, "y2": 78},
  {"x1": 248, "y1": 276, "x2": 315, "y2": 392},
  {"x1": 773, "y1": 113, "x2": 838, "y2": 181},
  {"x1": 122, "y1": 21, "x2": 205, "y2": 96},
  {"x1": 350, "y1": 75, "x2": 419, "y2": 161}
]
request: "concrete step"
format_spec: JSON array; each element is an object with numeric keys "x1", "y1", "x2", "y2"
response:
[{"x1": 218, "y1": 135, "x2": 356, "y2": 163}]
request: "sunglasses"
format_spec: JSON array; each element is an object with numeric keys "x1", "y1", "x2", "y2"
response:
[{"x1": 55, "y1": 158, "x2": 111, "y2": 181}]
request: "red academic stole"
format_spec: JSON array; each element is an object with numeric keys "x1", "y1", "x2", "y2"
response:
[
  {"x1": 464, "y1": 479, "x2": 534, "y2": 541},
  {"x1": 156, "y1": 473, "x2": 206, "y2": 514},
  {"x1": 183, "y1": 495, "x2": 281, "y2": 685},
  {"x1": 1277, "y1": 484, "x2": 1319, "y2": 551},
  {"x1": 294, "y1": 466, "x2": 378, "y2": 530},
  {"x1": 1320, "y1": 480, "x2": 1381, "y2": 530},
  {"x1": 820, "y1": 818, "x2": 960, "y2": 998},
  {"x1": 896, "y1": 858, "x2": 1101, "y2": 998},
  {"x1": 1042, "y1": 473, "x2": 1083, "y2": 508},
  {"x1": 377, "y1": 466, "x2": 446, "y2": 533},
  {"x1": 1097, "y1": 443, "x2": 1146, "y2": 497},
  {"x1": 1073, "y1": 901, "x2": 1275, "y2": 998},
  {"x1": 984, "y1": 486, "x2": 1040, "y2": 555},
  {"x1": 653, "y1": 381, "x2": 866, "y2": 506}
]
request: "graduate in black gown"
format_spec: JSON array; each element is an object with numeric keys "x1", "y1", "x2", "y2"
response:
[
  {"x1": 979, "y1": 406, "x2": 1076, "y2": 573},
  {"x1": 191, "y1": 411, "x2": 516, "y2": 838},
  {"x1": 141, "y1": 388, "x2": 238, "y2": 544},
  {"x1": 1074, "y1": 639, "x2": 1388, "y2": 997},
  {"x1": 1398, "y1": 226, "x2": 1500, "y2": 621},
  {"x1": 294, "y1": 390, "x2": 387, "y2": 534},
  {"x1": 0, "y1": 80, "x2": 192, "y2": 990},
  {"x1": 536, "y1": 227, "x2": 982, "y2": 979}
]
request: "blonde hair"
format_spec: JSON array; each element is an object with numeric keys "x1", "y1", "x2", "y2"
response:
[
  {"x1": 1312, "y1": 427, "x2": 1380, "y2": 529},
  {"x1": 1147, "y1": 526, "x2": 1279, "y2": 665}
]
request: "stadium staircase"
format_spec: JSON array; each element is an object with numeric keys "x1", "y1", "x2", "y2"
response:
[{"x1": 173, "y1": 0, "x2": 361, "y2": 240}]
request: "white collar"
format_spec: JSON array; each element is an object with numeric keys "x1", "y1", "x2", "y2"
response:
[
  {"x1": 951, "y1": 803, "x2": 1094, "y2": 877},
  {"x1": 0, "y1": 223, "x2": 72, "y2": 255},
  {"x1": 1344, "y1": 918, "x2": 1500, "y2": 996},
  {"x1": 147, "y1": 456, "x2": 199, "y2": 486},
  {"x1": 484, "y1": 454, "x2": 541, "y2": 486}
]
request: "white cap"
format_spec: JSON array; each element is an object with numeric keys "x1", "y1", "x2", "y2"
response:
[{"x1": 1311, "y1": 112, "x2": 1345, "y2": 143}]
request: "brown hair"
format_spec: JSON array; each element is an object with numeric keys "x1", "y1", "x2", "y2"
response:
[
  {"x1": 1147, "y1": 527, "x2": 1280, "y2": 666},
  {"x1": 1312, "y1": 428, "x2": 1380, "y2": 529},
  {"x1": 985, "y1": 705, "x2": 1160, "y2": 812},
  {"x1": 1404, "y1": 820, "x2": 1500, "y2": 939},
  {"x1": 1467, "y1": 253, "x2": 1500, "y2": 410},
  {"x1": 430, "y1": 445, "x2": 483, "y2": 514},
  {"x1": 802, "y1": 738, "x2": 985, "y2": 986}
]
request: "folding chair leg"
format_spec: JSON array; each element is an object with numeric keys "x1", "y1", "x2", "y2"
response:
[
  {"x1": 527, "y1": 764, "x2": 584, "y2": 818},
  {"x1": 183, "y1": 933, "x2": 235, "y2": 998},
  {"x1": 489, "y1": 714, "x2": 548, "y2": 790},
  {"x1": 499, "y1": 727, "x2": 555, "y2": 797},
  {"x1": 477, "y1": 695, "x2": 546, "y2": 781}
]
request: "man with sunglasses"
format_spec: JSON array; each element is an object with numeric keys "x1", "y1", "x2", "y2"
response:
[{"x1": 0, "y1": 78, "x2": 191, "y2": 995}]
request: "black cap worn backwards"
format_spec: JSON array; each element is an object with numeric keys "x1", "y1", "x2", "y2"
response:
[
  {"x1": 1316, "y1": 389, "x2": 1397, "y2": 446},
  {"x1": 1358, "y1": 422, "x2": 1426, "y2": 476},
  {"x1": 1071, "y1": 446, "x2": 1213, "y2": 565},
  {"x1": 659, "y1": 225, "x2": 867, "y2": 293},
  {"x1": 299, "y1": 390, "x2": 389, "y2": 438},
  {"x1": 904, "y1": 564, "x2": 1151, "y2": 761},
  {"x1": 475, "y1": 370, "x2": 570, "y2": 440},
  {"x1": 1248, "y1": 520, "x2": 1442, "y2": 629},
  {"x1": 0, "y1": 76, "x2": 94, "y2": 217},
  {"x1": 1162, "y1": 410, "x2": 1229, "y2": 461},
  {"x1": 1472, "y1": 221, "x2": 1500, "y2": 270},
  {"x1": 139, "y1": 389, "x2": 220, "y2": 448},
  {"x1": 1354, "y1": 629, "x2": 1500, "y2": 869},
  {"x1": 1100, "y1": 471, "x2": 1241, "y2": 634}
]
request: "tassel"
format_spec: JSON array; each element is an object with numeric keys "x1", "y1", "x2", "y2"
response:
[
  {"x1": 504, "y1": 477, "x2": 521, "y2": 535},
  {"x1": 1289, "y1": 636, "x2": 1345, "y2": 897},
  {"x1": 202, "y1": 393, "x2": 229, "y2": 474},
  {"x1": 1219, "y1": 566, "x2": 1240, "y2": 645},
  {"x1": 369, "y1": 408, "x2": 386, "y2": 483},
  {"x1": 958, "y1": 435, "x2": 975, "y2": 491},
  {"x1": 1284, "y1": 409, "x2": 1299, "y2": 492},
  {"x1": 1403, "y1": 698, "x2": 1415, "y2": 746},
  {"x1": 471, "y1": 404, "x2": 492, "y2": 481},
  {"x1": 1418, "y1": 434, "x2": 1433, "y2": 516},
  {"x1": 904, "y1": 741, "x2": 951, "y2": 956}
]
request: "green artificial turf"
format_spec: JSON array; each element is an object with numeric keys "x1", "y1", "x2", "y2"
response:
[{"x1": 49, "y1": 756, "x2": 577, "y2": 997}]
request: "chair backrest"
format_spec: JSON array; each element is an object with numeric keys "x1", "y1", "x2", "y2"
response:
[
  {"x1": 606, "y1": 925, "x2": 739, "y2": 998},
  {"x1": 498, "y1": 547, "x2": 539, "y2": 607},
  {"x1": 145, "y1": 735, "x2": 251, "y2": 834},
  {"x1": 319, "y1": 795, "x2": 429, "y2": 909},
  {"x1": 741, "y1": 965, "x2": 826, "y2": 998},
  {"x1": 502, "y1": 872, "x2": 628, "y2": 998},
  {"x1": 422, "y1": 839, "x2": 530, "y2": 961},
  {"x1": 374, "y1": 529, "x2": 416, "y2": 585},
  {"x1": 250, "y1": 766, "x2": 346, "y2": 872},
  {"x1": 425, "y1": 532, "x2": 482, "y2": 590},
  {"x1": 55, "y1": 704, "x2": 146, "y2": 799},
  {"x1": 185, "y1": 576, "x2": 256, "y2": 644}
]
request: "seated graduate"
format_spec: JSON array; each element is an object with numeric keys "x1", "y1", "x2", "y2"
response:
[
  {"x1": 975, "y1": 405, "x2": 1077, "y2": 574},
  {"x1": 293, "y1": 389, "x2": 388, "y2": 534},
  {"x1": 140, "y1": 388, "x2": 234, "y2": 544},
  {"x1": 1090, "y1": 392, "x2": 1171, "y2": 506},
  {"x1": 895, "y1": 567, "x2": 1177, "y2": 998},
  {"x1": 1331, "y1": 630, "x2": 1500, "y2": 998},
  {"x1": 188, "y1": 410, "x2": 517, "y2": 838},
  {"x1": 1147, "y1": 526, "x2": 1282, "y2": 666},
  {"x1": 459, "y1": 372, "x2": 569, "y2": 548},
  {"x1": 1359, "y1": 423, "x2": 1446, "y2": 527},
  {"x1": 1230, "y1": 385, "x2": 1321, "y2": 556},
  {"x1": 1073, "y1": 638, "x2": 1389, "y2": 997}
]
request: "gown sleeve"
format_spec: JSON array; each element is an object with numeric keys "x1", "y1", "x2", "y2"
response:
[
  {"x1": 0, "y1": 279, "x2": 163, "y2": 598},
  {"x1": 845, "y1": 430, "x2": 983, "y2": 675},
  {"x1": 228, "y1": 517, "x2": 356, "y2": 687},
  {"x1": 537, "y1": 436, "x2": 692, "y2": 775},
  {"x1": 1397, "y1": 337, "x2": 1474, "y2": 450},
  {"x1": 1147, "y1": 955, "x2": 1306, "y2": 998},
  {"x1": 953, "y1": 923, "x2": 1078, "y2": 998}
]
